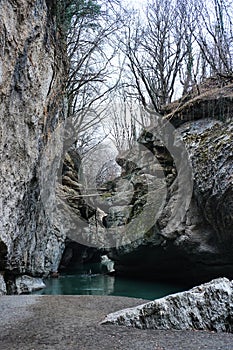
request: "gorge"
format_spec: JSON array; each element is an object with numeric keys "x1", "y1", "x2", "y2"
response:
[{"x1": 0, "y1": 0, "x2": 233, "y2": 342}]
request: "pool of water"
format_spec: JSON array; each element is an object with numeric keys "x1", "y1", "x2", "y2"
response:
[{"x1": 34, "y1": 263, "x2": 186, "y2": 300}]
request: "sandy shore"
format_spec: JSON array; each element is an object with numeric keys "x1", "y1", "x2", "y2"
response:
[{"x1": 0, "y1": 295, "x2": 233, "y2": 349}]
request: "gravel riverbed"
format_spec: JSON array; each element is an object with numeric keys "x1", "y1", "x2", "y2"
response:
[{"x1": 0, "y1": 295, "x2": 233, "y2": 349}]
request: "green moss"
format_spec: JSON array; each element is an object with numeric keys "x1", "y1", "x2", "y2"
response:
[{"x1": 183, "y1": 121, "x2": 232, "y2": 169}]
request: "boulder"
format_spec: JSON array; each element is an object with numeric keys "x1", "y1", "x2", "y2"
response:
[
  {"x1": 15, "y1": 275, "x2": 46, "y2": 294},
  {"x1": 102, "y1": 277, "x2": 233, "y2": 333},
  {"x1": 100, "y1": 255, "x2": 115, "y2": 274}
]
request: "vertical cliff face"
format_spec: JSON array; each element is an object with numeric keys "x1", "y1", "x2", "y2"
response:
[{"x1": 0, "y1": 0, "x2": 66, "y2": 284}]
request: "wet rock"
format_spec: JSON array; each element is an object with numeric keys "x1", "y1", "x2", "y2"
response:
[
  {"x1": 102, "y1": 277, "x2": 233, "y2": 333},
  {"x1": 100, "y1": 255, "x2": 115, "y2": 273},
  {"x1": 15, "y1": 275, "x2": 45, "y2": 294}
]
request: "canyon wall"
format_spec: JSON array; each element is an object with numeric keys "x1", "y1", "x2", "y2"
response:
[{"x1": 0, "y1": 0, "x2": 66, "y2": 291}]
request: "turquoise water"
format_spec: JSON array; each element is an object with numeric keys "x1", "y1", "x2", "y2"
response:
[{"x1": 34, "y1": 263, "x2": 185, "y2": 300}]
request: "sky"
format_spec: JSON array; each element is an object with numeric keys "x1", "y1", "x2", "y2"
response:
[{"x1": 123, "y1": 0, "x2": 148, "y2": 10}]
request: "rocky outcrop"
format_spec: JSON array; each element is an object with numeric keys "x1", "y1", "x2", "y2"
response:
[
  {"x1": 102, "y1": 277, "x2": 233, "y2": 333},
  {"x1": 58, "y1": 115, "x2": 233, "y2": 284},
  {"x1": 180, "y1": 119, "x2": 232, "y2": 244},
  {"x1": 162, "y1": 76, "x2": 233, "y2": 127},
  {"x1": 0, "y1": 0, "x2": 66, "y2": 289},
  {"x1": 108, "y1": 118, "x2": 233, "y2": 283},
  {"x1": 15, "y1": 275, "x2": 45, "y2": 294}
]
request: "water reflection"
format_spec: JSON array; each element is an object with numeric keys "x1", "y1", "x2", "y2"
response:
[
  {"x1": 35, "y1": 274, "x2": 115, "y2": 296},
  {"x1": 34, "y1": 264, "x2": 185, "y2": 300}
]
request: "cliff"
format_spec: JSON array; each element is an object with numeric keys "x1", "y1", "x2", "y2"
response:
[
  {"x1": 58, "y1": 116, "x2": 233, "y2": 284},
  {"x1": 0, "y1": 0, "x2": 66, "y2": 292},
  {"x1": 58, "y1": 78, "x2": 233, "y2": 284},
  {"x1": 106, "y1": 117, "x2": 233, "y2": 284}
]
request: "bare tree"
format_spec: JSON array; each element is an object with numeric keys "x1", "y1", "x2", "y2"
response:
[
  {"x1": 194, "y1": 0, "x2": 233, "y2": 76},
  {"x1": 105, "y1": 85, "x2": 153, "y2": 152},
  {"x1": 59, "y1": 0, "x2": 126, "y2": 152},
  {"x1": 123, "y1": 0, "x2": 188, "y2": 112},
  {"x1": 57, "y1": 0, "x2": 233, "y2": 163},
  {"x1": 108, "y1": 95, "x2": 137, "y2": 151}
]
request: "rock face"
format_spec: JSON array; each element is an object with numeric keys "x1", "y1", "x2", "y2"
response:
[
  {"x1": 102, "y1": 277, "x2": 233, "y2": 333},
  {"x1": 0, "y1": 274, "x2": 7, "y2": 295},
  {"x1": 0, "y1": 0, "x2": 66, "y2": 289},
  {"x1": 104, "y1": 117, "x2": 233, "y2": 284},
  {"x1": 180, "y1": 119, "x2": 233, "y2": 244},
  {"x1": 58, "y1": 116, "x2": 233, "y2": 283}
]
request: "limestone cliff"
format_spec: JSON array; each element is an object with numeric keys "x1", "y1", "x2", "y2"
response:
[
  {"x1": 106, "y1": 118, "x2": 233, "y2": 284},
  {"x1": 0, "y1": 0, "x2": 66, "y2": 291},
  {"x1": 58, "y1": 85, "x2": 233, "y2": 284}
]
